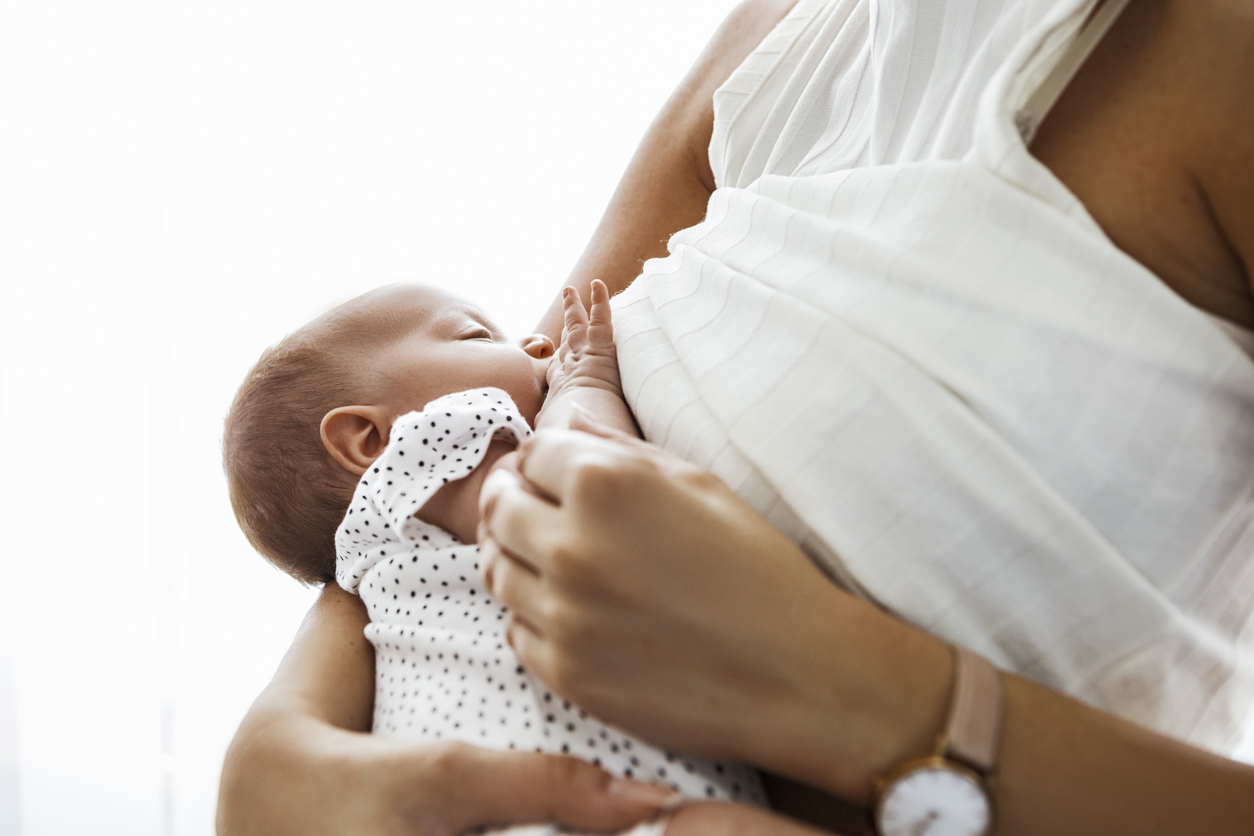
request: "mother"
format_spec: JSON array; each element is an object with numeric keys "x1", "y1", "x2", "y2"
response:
[{"x1": 218, "y1": 0, "x2": 1254, "y2": 834}]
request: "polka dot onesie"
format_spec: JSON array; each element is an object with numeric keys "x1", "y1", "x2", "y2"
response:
[{"x1": 336, "y1": 388, "x2": 764, "y2": 810}]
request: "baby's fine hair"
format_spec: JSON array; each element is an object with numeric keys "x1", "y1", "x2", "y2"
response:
[{"x1": 223, "y1": 323, "x2": 367, "y2": 586}]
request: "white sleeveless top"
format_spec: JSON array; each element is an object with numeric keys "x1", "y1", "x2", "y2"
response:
[{"x1": 613, "y1": 0, "x2": 1254, "y2": 754}]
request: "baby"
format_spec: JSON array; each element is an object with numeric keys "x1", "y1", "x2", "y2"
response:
[{"x1": 223, "y1": 281, "x2": 764, "y2": 831}]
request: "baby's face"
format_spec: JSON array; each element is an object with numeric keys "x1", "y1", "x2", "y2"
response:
[{"x1": 345, "y1": 285, "x2": 553, "y2": 427}]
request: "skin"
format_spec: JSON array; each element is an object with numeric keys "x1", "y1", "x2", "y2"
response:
[
  {"x1": 1029, "y1": 0, "x2": 1254, "y2": 325},
  {"x1": 318, "y1": 281, "x2": 637, "y2": 544},
  {"x1": 218, "y1": 0, "x2": 1254, "y2": 834},
  {"x1": 316, "y1": 284, "x2": 554, "y2": 543},
  {"x1": 533, "y1": 282, "x2": 640, "y2": 439}
]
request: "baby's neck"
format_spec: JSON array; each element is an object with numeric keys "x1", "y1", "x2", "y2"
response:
[{"x1": 413, "y1": 438, "x2": 516, "y2": 544}]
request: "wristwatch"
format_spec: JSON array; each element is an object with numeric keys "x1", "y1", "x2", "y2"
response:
[{"x1": 872, "y1": 646, "x2": 1004, "y2": 836}]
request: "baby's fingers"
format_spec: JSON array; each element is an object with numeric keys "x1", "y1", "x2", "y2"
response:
[
  {"x1": 561, "y1": 286, "x2": 590, "y2": 352},
  {"x1": 586, "y1": 279, "x2": 616, "y2": 350}
]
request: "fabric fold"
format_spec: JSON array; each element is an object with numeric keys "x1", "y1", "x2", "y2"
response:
[
  {"x1": 336, "y1": 387, "x2": 530, "y2": 593},
  {"x1": 618, "y1": 0, "x2": 1254, "y2": 753}
]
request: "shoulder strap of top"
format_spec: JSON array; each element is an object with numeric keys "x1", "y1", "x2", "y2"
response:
[{"x1": 1018, "y1": 0, "x2": 1133, "y2": 143}]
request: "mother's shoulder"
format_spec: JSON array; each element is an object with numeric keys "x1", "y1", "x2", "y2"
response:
[
  {"x1": 1189, "y1": 0, "x2": 1254, "y2": 320},
  {"x1": 672, "y1": 0, "x2": 798, "y2": 191}
]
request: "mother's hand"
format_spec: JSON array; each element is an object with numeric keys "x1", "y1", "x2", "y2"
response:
[
  {"x1": 477, "y1": 426, "x2": 1254, "y2": 836},
  {"x1": 477, "y1": 418, "x2": 857, "y2": 767},
  {"x1": 221, "y1": 728, "x2": 674, "y2": 836}
]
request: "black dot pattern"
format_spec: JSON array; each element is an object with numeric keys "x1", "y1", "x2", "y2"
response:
[{"x1": 336, "y1": 388, "x2": 763, "y2": 804}]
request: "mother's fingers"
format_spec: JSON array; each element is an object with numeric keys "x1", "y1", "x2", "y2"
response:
[
  {"x1": 515, "y1": 428, "x2": 648, "y2": 508},
  {"x1": 479, "y1": 467, "x2": 564, "y2": 572},
  {"x1": 479, "y1": 535, "x2": 545, "y2": 630},
  {"x1": 504, "y1": 616, "x2": 552, "y2": 680},
  {"x1": 432, "y1": 742, "x2": 675, "y2": 835}
]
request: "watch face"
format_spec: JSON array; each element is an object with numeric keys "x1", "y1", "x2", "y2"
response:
[{"x1": 876, "y1": 764, "x2": 992, "y2": 836}]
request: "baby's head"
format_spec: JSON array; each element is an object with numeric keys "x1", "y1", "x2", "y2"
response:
[{"x1": 223, "y1": 284, "x2": 553, "y2": 584}]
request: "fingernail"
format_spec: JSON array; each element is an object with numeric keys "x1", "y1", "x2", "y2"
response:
[{"x1": 607, "y1": 778, "x2": 682, "y2": 808}]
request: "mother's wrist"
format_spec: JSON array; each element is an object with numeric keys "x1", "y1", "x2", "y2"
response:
[{"x1": 762, "y1": 590, "x2": 953, "y2": 804}]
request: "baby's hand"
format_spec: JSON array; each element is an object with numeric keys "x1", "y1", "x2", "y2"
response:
[
  {"x1": 545, "y1": 279, "x2": 623, "y2": 403},
  {"x1": 535, "y1": 280, "x2": 638, "y2": 436}
]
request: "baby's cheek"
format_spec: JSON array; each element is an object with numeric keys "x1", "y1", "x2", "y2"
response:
[{"x1": 501, "y1": 356, "x2": 547, "y2": 427}]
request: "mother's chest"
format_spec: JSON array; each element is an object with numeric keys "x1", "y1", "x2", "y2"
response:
[{"x1": 1029, "y1": 0, "x2": 1254, "y2": 327}]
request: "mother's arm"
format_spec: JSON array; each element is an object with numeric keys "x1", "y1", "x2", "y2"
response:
[
  {"x1": 216, "y1": 584, "x2": 676, "y2": 836},
  {"x1": 478, "y1": 423, "x2": 1254, "y2": 836},
  {"x1": 534, "y1": 0, "x2": 800, "y2": 343}
]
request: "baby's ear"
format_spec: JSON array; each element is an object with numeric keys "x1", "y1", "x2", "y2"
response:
[{"x1": 321, "y1": 406, "x2": 391, "y2": 475}]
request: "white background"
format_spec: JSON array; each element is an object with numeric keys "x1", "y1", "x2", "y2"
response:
[
  {"x1": 3, "y1": 2, "x2": 1252, "y2": 834},
  {"x1": 0, "y1": 2, "x2": 738, "y2": 833}
]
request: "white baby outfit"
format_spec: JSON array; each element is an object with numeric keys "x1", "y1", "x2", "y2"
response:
[{"x1": 335, "y1": 388, "x2": 764, "y2": 814}]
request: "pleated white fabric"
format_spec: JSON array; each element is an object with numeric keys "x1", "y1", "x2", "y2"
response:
[{"x1": 613, "y1": 0, "x2": 1254, "y2": 754}]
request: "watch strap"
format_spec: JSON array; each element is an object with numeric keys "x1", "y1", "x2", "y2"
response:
[{"x1": 941, "y1": 646, "x2": 1004, "y2": 775}]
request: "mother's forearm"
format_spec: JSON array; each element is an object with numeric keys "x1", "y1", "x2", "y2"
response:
[
  {"x1": 995, "y1": 672, "x2": 1254, "y2": 836},
  {"x1": 535, "y1": 0, "x2": 798, "y2": 342},
  {"x1": 216, "y1": 584, "x2": 374, "y2": 835},
  {"x1": 216, "y1": 584, "x2": 680, "y2": 836},
  {"x1": 772, "y1": 586, "x2": 1254, "y2": 836},
  {"x1": 735, "y1": 581, "x2": 953, "y2": 800},
  {"x1": 216, "y1": 706, "x2": 368, "y2": 836},
  {"x1": 256, "y1": 583, "x2": 374, "y2": 731}
]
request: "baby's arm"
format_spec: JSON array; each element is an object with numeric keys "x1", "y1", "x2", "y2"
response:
[
  {"x1": 535, "y1": 279, "x2": 639, "y2": 437},
  {"x1": 425, "y1": 281, "x2": 633, "y2": 541}
]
